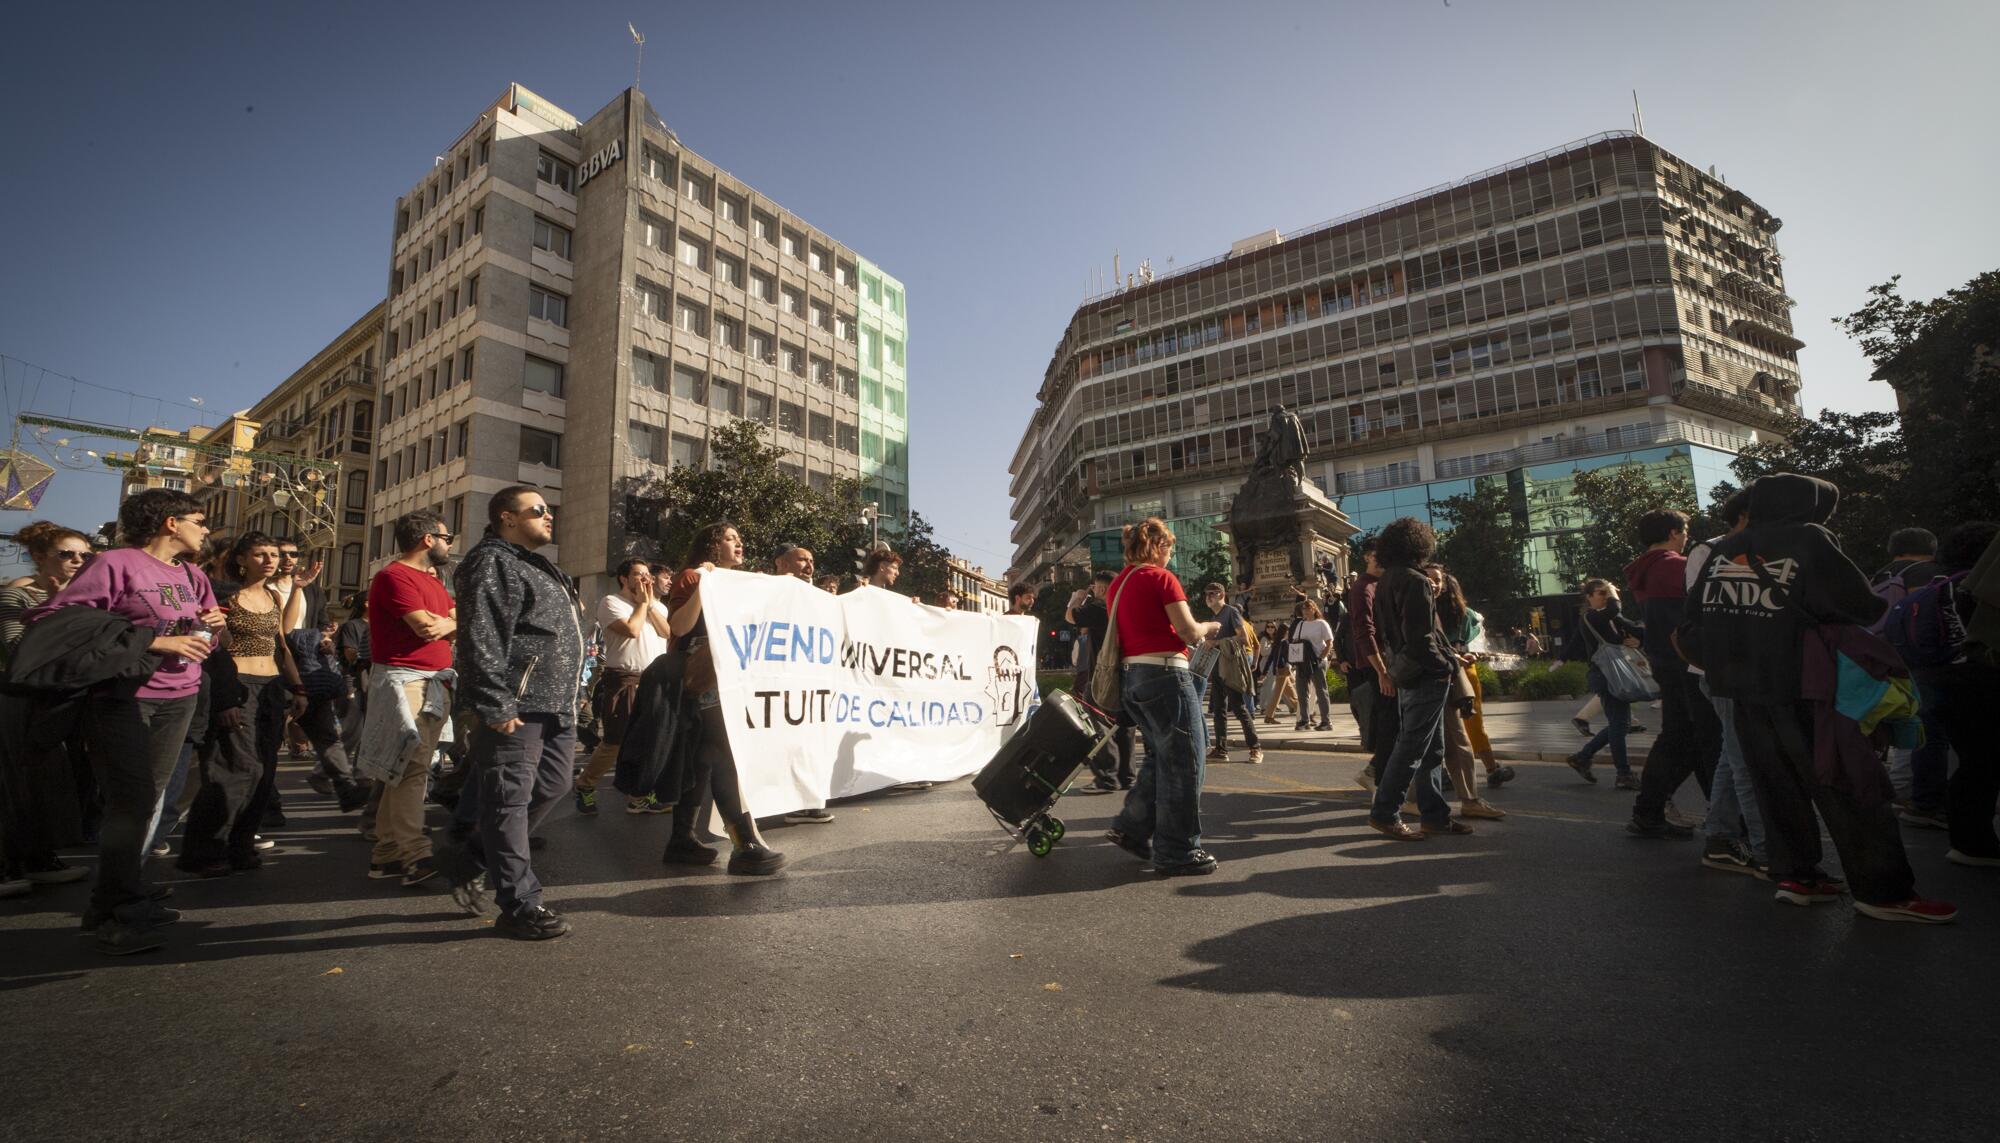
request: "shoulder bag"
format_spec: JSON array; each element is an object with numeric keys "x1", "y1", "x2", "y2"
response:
[{"x1": 1583, "y1": 608, "x2": 1659, "y2": 703}]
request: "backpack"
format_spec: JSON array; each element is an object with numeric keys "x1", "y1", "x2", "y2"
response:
[
  {"x1": 1881, "y1": 572, "x2": 1970, "y2": 669},
  {"x1": 1867, "y1": 572, "x2": 1912, "y2": 635}
]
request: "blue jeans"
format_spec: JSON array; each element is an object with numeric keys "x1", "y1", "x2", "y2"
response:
[
  {"x1": 1578, "y1": 665, "x2": 1631, "y2": 777},
  {"x1": 1111, "y1": 664, "x2": 1207, "y2": 866},
  {"x1": 1698, "y1": 679, "x2": 1766, "y2": 860},
  {"x1": 1369, "y1": 675, "x2": 1452, "y2": 826}
]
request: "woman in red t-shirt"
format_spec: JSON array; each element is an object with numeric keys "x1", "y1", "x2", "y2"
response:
[
  {"x1": 1103, "y1": 518, "x2": 1221, "y2": 876},
  {"x1": 663, "y1": 521, "x2": 785, "y2": 876}
]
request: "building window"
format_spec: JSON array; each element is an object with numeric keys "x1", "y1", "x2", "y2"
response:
[
  {"x1": 681, "y1": 169, "x2": 711, "y2": 206},
  {"x1": 745, "y1": 389, "x2": 773, "y2": 424},
  {"x1": 717, "y1": 190, "x2": 745, "y2": 226},
  {"x1": 886, "y1": 337, "x2": 904, "y2": 366},
  {"x1": 782, "y1": 229, "x2": 804, "y2": 259},
  {"x1": 886, "y1": 286, "x2": 904, "y2": 316},
  {"x1": 862, "y1": 376, "x2": 881, "y2": 407},
  {"x1": 459, "y1": 344, "x2": 475, "y2": 382},
  {"x1": 339, "y1": 543, "x2": 362, "y2": 588},
  {"x1": 536, "y1": 151, "x2": 576, "y2": 193},
  {"x1": 838, "y1": 368, "x2": 858, "y2": 397},
  {"x1": 808, "y1": 300, "x2": 830, "y2": 330},
  {"x1": 780, "y1": 343, "x2": 804, "y2": 375},
  {"x1": 351, "y1": 400, "x2": 373, "y2": 452},
  {"x1": 708, "y1": 378, "x2": 738, "y2": 414},
  {"x1": 835, "y1": 315, "x2": 854, "y2": 342},
  {"x1": 836, "y1": 261, "x2": 856, "y2": 289},
  {"x1": 641, "y1": 145, "x2": 671, "y2": 181},
  {"x1": 781, "y1": 286, "x2": 804, "y2": 316},
  {"x1": 344, "y1": 470, "x2": 367, "y2": 525},
  {"x1": 471, "y1": 204, "x2": 483, "y2": 235},
  {"x1": 678, "y1": 235, "x2": 709, "y2": 271},
  {"x1": 836, "y1": 422, "x2": 858, "y2": 452},
  {"x1": 670, "y1": 432, "x2": 703, "y2": 469},
  {"x1": 533, "y1": 216, "x2": 572, "y2": 259},
  {"x1": 672, "y1": 364, "x2": 703, "y2": 400},
  {"x1": 520, "y1": 426, "x2": 561, "y2": 467},
  {"x1": 633, "y1": 348, "x2": 666, "y2": 391},
  {"x1": 640, "y1": 211, "x2": 670, "y2": 249},
  {"x1": 809, "y1": 245, "x2": 830, "y2": 274},
  {"x1": 750, "y1": 271, "x2": 775, "y2": 302},
  {"x1": 863, "y1": 275, "x2": 882, "y2": 304},
  {"x1": 629, "y1": 420, "x2": 664, "y2": 464},
  {"x1": 454, "y1": 418, "x2": 469, "y2": 458},
  {"x1": 675, "y1": 298, "x2": 708, "y2": 337},
  {"x1": 887, "y1": 387, "x2": 905, "y2": 417},
  {"x1": 862, "y1": 328, "x2": 881, "y2": 368},
  {"x1": 715, "y1": 253, "x2": 743, "y2": 287},
  {"x1": 809, "y1": 411, "x2": 832, "y2": 445},
  {"x1": 862, "y1": 430, "x2": 881, "y2": 460},
  {"x1": 636, "y1": 280, "x2": 669, "y2": 320},
  {"x1": 524, "y1": 354, "x2": 565, "y2": 397},
  {"x1": 811, "y1": 356, "x2": 832, "y2": 386},
  {"x1": 749, "y1": 328, "x2": 774, "y2": 361},
  {"x1": 714, "y1": 315, "x2": 741, "y2": 349},
  {"x1": 778, "y1": 401, "x2": 804, "y2": 435},
  {"x1": 752, "y1": 211, "x2": 777, "y2": 245},
  {"x1": 528, "y1": 286, "x2": 568, "y2": 327},
  {"x1": 450, "y1": 495, "x2": 466, "y2": 534}
]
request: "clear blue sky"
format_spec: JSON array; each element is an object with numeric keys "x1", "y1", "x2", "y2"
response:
[{"x1": 4, "y1": 0, "x2": 1997, "y2": 578}]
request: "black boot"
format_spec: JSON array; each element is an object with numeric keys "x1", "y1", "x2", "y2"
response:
[{"x1": 723, "y1": 813, "x2": 785, "y2": 876}]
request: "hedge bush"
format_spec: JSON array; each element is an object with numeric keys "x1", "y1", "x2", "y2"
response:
[{"x1": 1509, "y1": 660, "x2": 1589, "y2": 701}]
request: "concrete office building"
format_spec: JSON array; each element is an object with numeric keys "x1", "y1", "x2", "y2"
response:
[
  {"x1": 369, "y1": 84, "x2": 908, "y2": 595},
  {"x1": 1008, "y1": 131, "x2": 1801, "y2": 598}
]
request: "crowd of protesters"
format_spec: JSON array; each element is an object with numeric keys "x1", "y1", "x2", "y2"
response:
[{"x1": 5, "y1": 467, "x2": 1995, "y2": 950}]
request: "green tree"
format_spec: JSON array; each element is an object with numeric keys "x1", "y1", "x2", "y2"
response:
[
  {"x1": 1176, "y1": 535, "x2": 1234, "y2": 620},
  {"x1": 609, "y1": 420, "x2": 928, "y2": 585},
  {"x1": 1835, "y1": 271, "x2": 2000, "y2": 535},
  {"x1": 1550, "y1": 463, "x2": 1699, "y2": 588},
  {"x1": 1433, "y1": 481, "x2": 1534, "y2": 623},
  {"x1": 1715, "y1": 408, "x2": 1905, "y2": 569}
]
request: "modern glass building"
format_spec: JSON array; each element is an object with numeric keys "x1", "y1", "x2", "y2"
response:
[
  {"x1": 1009, "y1": 131, "x2": 1801, "y2": 597},
  {"x1": 855, "y1": 256, "x2": 910, "y2": 524}
]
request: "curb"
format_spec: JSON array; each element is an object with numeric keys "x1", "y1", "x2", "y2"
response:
[{"x1": 1251, "y1": 735, "x2": 1649, "y2": 766}]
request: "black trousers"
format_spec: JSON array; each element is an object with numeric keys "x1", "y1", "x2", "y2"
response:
[
  {"x1": 81, "y1": 685, "x2": 196, "y2": 915},
  {"x1": 1732, "y1": 700, "x2": 1915, "y2": 904},
  {"x1": 1914, "y1": 664, "x2": 2000, "y2": 859},
  {"x1": 1210, "y1": 682, "x2": 1260, "y2": 751},
  {"x1": 1347, "y1": 664, "x2": 1379, "y2": 748},
  {"x1": 1363, "y1": 670, "x2": 1402, "y2": 778},
  {"x1": 1632, "y1": 661, "x2": 1719, "y2": 823},
  {"x1": 467, "y1": 714, "x2": 576, "y2": 915},
  {"x1": 182, "y1": 676, "x2": 286, "y2": 864}
]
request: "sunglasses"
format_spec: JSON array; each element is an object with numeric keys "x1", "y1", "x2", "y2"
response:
[
  {"x1": 55, "y1": 550, "x2": 91, "y2": 562},
  {"x1": 513, "y1": 504, "x2": 554, "y2": 519},
  {"x1": 278, "y1": 550, "x2": 300, "y2": 559},
  {"x1": 175, "y1": 515, "x2": 209, "y2": 529}
]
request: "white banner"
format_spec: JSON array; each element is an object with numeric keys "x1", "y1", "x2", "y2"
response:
[{"x1": 698, "y1": 570, "x2": 1041, "y2": 817}]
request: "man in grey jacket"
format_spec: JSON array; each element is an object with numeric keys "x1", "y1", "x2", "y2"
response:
[{"x1": 443, "y1": 486, "x2": 585, "y2": 941}]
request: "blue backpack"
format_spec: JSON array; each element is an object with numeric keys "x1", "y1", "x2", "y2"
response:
[{"x1": 1881, "y1": 572, "x2": 1969, "y2": 669}]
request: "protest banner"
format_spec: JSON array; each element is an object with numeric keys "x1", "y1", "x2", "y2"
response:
[{"x1": 697, "y1": 569, "x2": 1040, "y2": 816}]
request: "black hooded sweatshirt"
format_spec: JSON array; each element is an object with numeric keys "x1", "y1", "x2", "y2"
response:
[{"x1": 1679, "y1": 474, "x2": 1885, "y2": 704}]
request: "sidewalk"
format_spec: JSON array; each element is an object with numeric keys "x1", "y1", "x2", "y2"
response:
[{"x1": 1239, "y1": 697, "x2": 1659, "y2": 764}]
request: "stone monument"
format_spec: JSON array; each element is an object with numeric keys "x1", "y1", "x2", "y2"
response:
[{"x1": 1221, "y1": 405, "x2": 1358, "y2": 623}]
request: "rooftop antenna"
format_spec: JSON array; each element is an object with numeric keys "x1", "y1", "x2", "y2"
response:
[
  {"x1": 629, "y1": 23, "x2": 645, "y2": 90},
  {"x1": 1631, "y1": 89, "x2": 1645, "y2": 137}
]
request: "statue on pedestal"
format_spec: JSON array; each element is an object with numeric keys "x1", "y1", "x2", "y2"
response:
[{"x1": 1224, "y1": 404, "x2": 1356, "y2": 622}]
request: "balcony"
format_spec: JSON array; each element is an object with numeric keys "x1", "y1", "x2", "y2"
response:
[{"x1": 1670, "y1": 379, "x2": 1797, "y2": 432}]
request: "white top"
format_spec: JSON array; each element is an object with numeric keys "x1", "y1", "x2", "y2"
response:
[
  {"x1": 594, "y1": 593, "x2": 670, "y2": 672},
  {"x1": 1289, "y1": 618, "x2": 1335, "y2": 662}
]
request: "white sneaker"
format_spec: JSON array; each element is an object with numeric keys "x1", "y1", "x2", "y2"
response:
[
  {"x1": 253, "y1": 835, "x2": 276, "y2": 852},
  {"x1": 1663, "y1": 803, "x2": 1696, "y2": 829},
  {"x1": 1247, "y1": 747, "x2": 1264, "y2": 765},
  {"x1": 149, "y1": 842, "x2": 171, "y2": 857},
  {"x1": 1356, "y1": 766, "x2": 1377, "y2": 792},
  {"x1": 1946, "y1": 849, "x2": 2000, "y2": 868}
]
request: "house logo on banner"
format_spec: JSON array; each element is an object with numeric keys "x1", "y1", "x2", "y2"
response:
[{"x1": 695, "y1": 570, "x2": 1041, "y2": 816}]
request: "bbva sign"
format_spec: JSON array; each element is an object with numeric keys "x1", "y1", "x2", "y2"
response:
[{"x1": 577, "y1": 139, "x2": 623, "y2": 188}]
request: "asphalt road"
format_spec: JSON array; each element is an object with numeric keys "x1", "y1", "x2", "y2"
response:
[{"x1": 2, "y1": 751, "x2": 1993, "y2": 1143}]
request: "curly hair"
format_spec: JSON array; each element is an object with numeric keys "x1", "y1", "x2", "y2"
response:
[
  {"x1": 15, "y1": 520, "x2": 90, "y2": 560},
  {"x1": 682, "y1": 521, "x2": 740, "y2": 568},
  {"x1": 229, "y1": 531, "x2": 280, "y2": 581},
  {"x1": 116, "y1": 488, "x2": 203, "y2": 547},
  {"x1": 1120, "y1": 517, "x2": 1175, "y2": 564},
  {"x1": 862, "y1": 548, "x2": 902, "y2": 578},
  {"x1": 1374, "y1": 516, "x2": 1436, "y2": 570}
]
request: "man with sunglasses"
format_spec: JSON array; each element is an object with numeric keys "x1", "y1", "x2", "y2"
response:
[
  {"x1": 444, "y1": 486, "x2": 585, "y2": 940},
  {"x1": 357, "y1": 511, "x2": 457, "y2": 888}
]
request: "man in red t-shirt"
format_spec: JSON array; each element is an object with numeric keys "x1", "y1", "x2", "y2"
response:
[{"x1": 360, "y1": 510, "x2": 457, "y2": 887}]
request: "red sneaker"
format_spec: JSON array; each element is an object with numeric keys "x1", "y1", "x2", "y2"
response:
[
  {"x1": 1854, "y1": 898, "x2": 1958, "y2": 925},
  {"x1": 1773, "y1": 879, "x2": 1843, "y2": 906}
]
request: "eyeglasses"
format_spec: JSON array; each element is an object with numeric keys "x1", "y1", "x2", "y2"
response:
[
  {"x1": 514, "y1": 504, "x2": 554, "y2": 519},
  {"x1": 174, "y1": 515, "x2": 209, "y2": 529},
  {"x1": 55, "y1": 550, "x2": 90, "y2": 562},
  {"x1": 429, "y1": 531, "x2": 457, "y2": 543}
]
